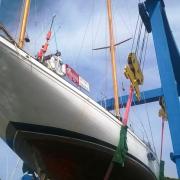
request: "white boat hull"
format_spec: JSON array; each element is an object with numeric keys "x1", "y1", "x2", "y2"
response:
[{"x1": 0, "y1": 36, "x2": 159, "y2": 179}]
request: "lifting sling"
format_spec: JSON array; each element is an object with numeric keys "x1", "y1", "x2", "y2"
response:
[{"x1": 104, "y1": 52, "x2": 144, "y2": 180}]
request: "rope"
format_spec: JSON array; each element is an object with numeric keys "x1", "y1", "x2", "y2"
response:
[
  {"x1": 159, "y1": 117, "x2": 166, "y2": 180},
  {"x1": 104, "y1": 162, "x2": 114, "y2": 180},
  {"x1": 160, "y1": 118, "x2": 165, "y2": 161}
]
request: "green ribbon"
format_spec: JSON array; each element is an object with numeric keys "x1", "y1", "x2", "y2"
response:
[
  {"x1": 113, "y1": 126, "x2": 128, "y2": 166},
  {"x1": 159, "y1": 160, "x2": 165, "y2": 180}
]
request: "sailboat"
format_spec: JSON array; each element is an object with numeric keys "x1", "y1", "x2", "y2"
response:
[{"x1": 0, "y1": 0, "x2": 159, "y2": 179}]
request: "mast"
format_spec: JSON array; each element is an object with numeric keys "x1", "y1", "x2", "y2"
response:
[
  {"x1": 18, "y1": 0, "x2": 31, "y2": 48},
  {"x1": 107, "y1": 0, "x2": 120, "y2": 118}
]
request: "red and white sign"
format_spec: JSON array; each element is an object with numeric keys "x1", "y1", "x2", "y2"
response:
[
  {"x1": 79, "y1": 76, "x2": 90, "y2": 92},
  {"x1": 65, "y1": 64, "x2": 79, "y2": 86},
  {"x1": 63, "y1": 64, "x2": 90, "y2": 92}
]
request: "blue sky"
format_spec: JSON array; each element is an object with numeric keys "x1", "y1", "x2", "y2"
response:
[{"x1": 0, "y1": 0, "x2": 180, "y2": 179}]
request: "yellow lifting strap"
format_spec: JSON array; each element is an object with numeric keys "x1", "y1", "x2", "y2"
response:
[
  {"x1": 124, "y1": 53, "x2": 144, "y2": 100},
  {"x1": 159, "y1": 97, "x2": 167, "y2": 120}
]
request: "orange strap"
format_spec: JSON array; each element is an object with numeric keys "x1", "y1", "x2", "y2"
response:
[{"x1": 160, "y1": 119, "x2": 165, "y2": 160}]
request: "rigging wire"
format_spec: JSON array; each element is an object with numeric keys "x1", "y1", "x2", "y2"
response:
[
  {"x1": 134, "y1": 29, "x2": 157, "y2": 154},
  {"x1": 131, "y1": 98, "x2": 151, "y2": 144},
  {"x1": 33, "y1": 0, "x2": 38, "y2": 54},
  {"x1": 34, "y1": 0, "x2": 38, "y2": 27},
  {"x1": 135, "y1": 20, "x2": 143, "y2": 55},
  {"x1": 112, "y1": 0, "x2": 133, "y2": 37},
  {"x1": 121, "y1": 0, "x2": 134, "y2": 36},
  {"x1": 5, "y1": 154, "x2": 8, "y2": 180},
  {"x1": 139, "y1": 33, "x2": 157, "y2": 155},
  {"x1": 15, "y1": 0, "x2": 24, "y2": 41},
  {"x1": 9, "y1": 158, "x2": 21, "y2": 180},
  {"x1": 51, "y1": 25, "x2": 61, "y2": 41},
  {"x1": 53, "y1": 26, "x2": 59, "y2": 51},
  {"x1": 97, "y1": 9, "x2": 110, "y2": 101},
  {"x1": 74, "y1": 1, "x2": 94, "y2": 69},
  {"x1": 140, "y1": 35, "x2": 157, "y2": 155},
  {"x1": 142, "y1": 92, "x2": 158, "y2": 156},
  {"x1": 91, "y1": 0, "x2": 95, "y2": 59},
  {"x1": 33, "y1": 12, "x2": 54, "y2": 53},
  {"x1": 133, "y1": 21, "x2": 157, "y2": 155},
  {"x1": 93, "y1": 1, "x2": 106, "y2": 50}
]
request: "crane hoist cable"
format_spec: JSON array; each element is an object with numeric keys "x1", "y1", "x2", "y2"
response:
[
  {"x1": 142, "y1": 34, "x2": 149, "y2": 72},
  {"x1": 135, "y1": 20, "x2": 143, "y2": 55},
  {"x1": 139, "y1": 29, "x2": 147, "y2": 65},
  {"x1": 131, "y1": 15, "x2": 140, "y2": 52},
  {"x1": 132, "y1": 19, "x2": 157, "y2": 156}
]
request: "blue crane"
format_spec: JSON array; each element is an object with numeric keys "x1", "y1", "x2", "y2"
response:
[{"x1": 100, "y1": 0, "x2": 180, "y2": 177}]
